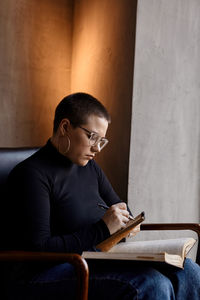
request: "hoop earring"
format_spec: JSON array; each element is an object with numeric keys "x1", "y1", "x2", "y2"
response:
[{"x1": 63, "y1": 135, "x2": 71, "y2": 154}]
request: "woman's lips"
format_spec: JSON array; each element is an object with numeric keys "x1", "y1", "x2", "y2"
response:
[{"x1": 86, "y1": 155, "x2": 95, "y2": 159}]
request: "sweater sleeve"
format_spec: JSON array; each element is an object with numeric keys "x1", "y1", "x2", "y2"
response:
[
  {"x1": 7, "y1": 165, "x2": 110, "y2": 254},
  {"x1": 92, "y1": 161, "x2": 122, "y2": 206},
  {"x1": 92, "y1": 161, "x2": 133, "y2": 214}
]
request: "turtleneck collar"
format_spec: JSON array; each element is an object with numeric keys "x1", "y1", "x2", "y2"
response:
[{"x1": 42, "y1": 139, "x2": 74, "y2": 167}]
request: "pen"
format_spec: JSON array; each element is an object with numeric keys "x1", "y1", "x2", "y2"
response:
[
  {"x1": 98, "y1": 203, "x2": 109, "y2": 210},
  {"x1": 98, "y1": 203, "x2": 134, "y2": 220}
]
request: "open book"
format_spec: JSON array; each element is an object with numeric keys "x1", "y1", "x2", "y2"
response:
[
  {"x1": 82, "y1": 210, "x2": 196, "y2": 268},
  {"x1": 83, "y1": 237, "x2": 196, "y2": 269}
]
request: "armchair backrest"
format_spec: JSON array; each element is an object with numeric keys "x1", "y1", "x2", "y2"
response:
[
  {"x1": 0, "y1": 147, "x2": 39, "y2": 187},
  {"x1": 0, "y1": 147, "x2": 39, "y2": 248}
]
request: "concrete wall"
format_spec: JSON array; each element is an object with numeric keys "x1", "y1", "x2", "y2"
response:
[
  {"x1": 128, "y1": 0, "x2": 200, "y2": 244},
  {"x1": 0, "y1": 0, "x2": 73, "y2": 147},
  {"x1": 71, "y1": 0, "x2": 137, "y2": 200}
]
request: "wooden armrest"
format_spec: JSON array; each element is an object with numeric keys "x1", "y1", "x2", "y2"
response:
[
  {"x1": 140, "y1": 223, "x2": 200, "y2": 265},
  {"x1": 140, "y1": 223, "x2": 200, "y2": 236},
  {"x1": 0, "y1": 251, "x2": 89, "y2": 300}
]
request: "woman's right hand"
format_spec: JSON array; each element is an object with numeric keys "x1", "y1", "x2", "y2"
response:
[{"x1": 101, "y1": 202, "x2": 130, "y2": 235}]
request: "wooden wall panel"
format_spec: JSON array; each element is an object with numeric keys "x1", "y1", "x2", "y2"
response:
[
  {"x1": 71, "y1": 0, "x2": 137, "y2": 200},
  {"x1": 0, "y1": 0, "x2": 73, "y2": 146}
]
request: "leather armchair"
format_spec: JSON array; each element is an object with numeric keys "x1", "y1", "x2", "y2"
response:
[{"x1": 0, "y1": 147, "x2": 89, "y2": 300}]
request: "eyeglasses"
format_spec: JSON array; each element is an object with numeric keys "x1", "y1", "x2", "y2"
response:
[{"x1": 78, "y1": 126, "x2": 108, "y2": 150}]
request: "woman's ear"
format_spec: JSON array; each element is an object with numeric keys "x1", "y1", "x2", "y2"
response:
[{"x1": 59, "y1": 119, "x2": 70, "y2": 136}]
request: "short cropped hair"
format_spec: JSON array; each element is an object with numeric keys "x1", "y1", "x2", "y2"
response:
[{"x1": 53, "y1": 92, "x2": 111, "y2": 133}]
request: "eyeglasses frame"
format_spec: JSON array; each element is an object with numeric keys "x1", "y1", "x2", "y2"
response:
[{"x1": 78, "y1": 125, "x2": 109, "y2": 150}]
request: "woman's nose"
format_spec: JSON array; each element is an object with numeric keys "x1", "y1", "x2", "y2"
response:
[{"x1": 91, "y1": 143, "x2": 101, "y2": 153}]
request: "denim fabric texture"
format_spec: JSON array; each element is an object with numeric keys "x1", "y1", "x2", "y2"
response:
[{"x1": 5, "y1": 258, "x2": 200, "y2": 300}]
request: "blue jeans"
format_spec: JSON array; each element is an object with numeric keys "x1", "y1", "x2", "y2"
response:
[{"x1": 5, "y1": 258, "x2": 200, "y2": 299}]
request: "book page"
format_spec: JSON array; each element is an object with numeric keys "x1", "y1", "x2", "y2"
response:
[{"x1": 108, "y1": 238, "x2": 196, "y2": 257}]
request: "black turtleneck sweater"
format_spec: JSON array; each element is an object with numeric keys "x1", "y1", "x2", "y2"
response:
[{"x1": 7, "y1": 140, "x2": 122, "y2": 254}]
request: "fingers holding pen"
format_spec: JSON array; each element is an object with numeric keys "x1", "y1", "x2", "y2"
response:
[{"x1": 101, "y1": 203, "x2": 130, "y2": 235}]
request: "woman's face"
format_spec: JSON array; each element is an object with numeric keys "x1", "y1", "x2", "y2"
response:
[{"x1": 64, "y1": 115, "x2": 109, "y2": 166}]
